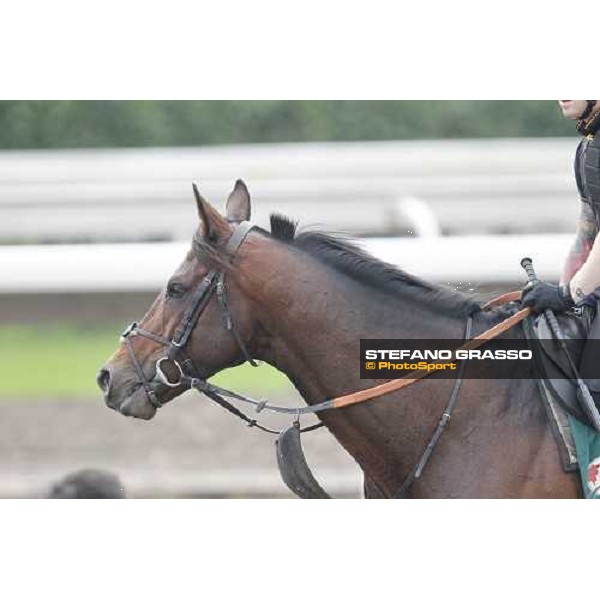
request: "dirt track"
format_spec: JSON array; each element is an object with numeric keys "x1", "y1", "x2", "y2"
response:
[{"x1": 0, "y1": 392, "x2": 362, "y2": 498}]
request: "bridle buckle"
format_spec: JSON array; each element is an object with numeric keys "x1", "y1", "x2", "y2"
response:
[{"x1": 120, "y1": 322, "x2": 138, "y2": 341}]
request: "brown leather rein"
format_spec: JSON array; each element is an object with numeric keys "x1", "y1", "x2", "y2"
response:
[{"x1": 186, "y1": 290, "x2": 530, "y2": 422}]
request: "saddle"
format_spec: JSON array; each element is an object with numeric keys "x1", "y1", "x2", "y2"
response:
[{"x1": 523, "y1": 304, "x2": 598, "y2": 426}]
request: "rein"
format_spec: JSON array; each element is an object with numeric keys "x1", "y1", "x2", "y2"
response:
[
  {"x1": 183, "y1": 300, "x2": 531, "y2": 423},
  {"x1": 122, "y1": 218, "x2": 530, "y2": 424}
]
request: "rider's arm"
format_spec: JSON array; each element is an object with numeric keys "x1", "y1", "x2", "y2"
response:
[
  {"x1": 561, "y1": 200, "x2": 598, "y2": 283},
  {"x1": 564, "y1": 201, "x2": 600, "y2": 303}
]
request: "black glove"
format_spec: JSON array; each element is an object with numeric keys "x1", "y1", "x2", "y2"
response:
[{"x1": 521, "y1": 280, "x2": 575, "y2": 313}]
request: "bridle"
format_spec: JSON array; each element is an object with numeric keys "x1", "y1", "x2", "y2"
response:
[{"x1": 120, "y1": 220, "x2": 258, "y2": 410}]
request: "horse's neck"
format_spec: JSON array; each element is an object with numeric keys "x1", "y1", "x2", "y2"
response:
[{"x1": 245, "y1": 252, "x2": 465, "y2": 403}]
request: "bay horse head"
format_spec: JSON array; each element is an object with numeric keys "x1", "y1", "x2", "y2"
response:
[{"x1": 97, "y1": 180, "x2": 260, "y2": 419}]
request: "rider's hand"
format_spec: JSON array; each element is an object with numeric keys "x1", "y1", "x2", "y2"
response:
[{"x1": 521, "y1": 280, "x2": 575, "y2": 313}]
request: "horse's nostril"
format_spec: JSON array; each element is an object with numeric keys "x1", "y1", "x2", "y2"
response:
[{"x1": 96, "y1": 368, "x2": 112, "y2": 394}]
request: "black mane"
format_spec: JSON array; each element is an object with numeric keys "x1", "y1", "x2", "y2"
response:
[{"x1": 268, "y1": 213, "x2": 481, "y2": 318}]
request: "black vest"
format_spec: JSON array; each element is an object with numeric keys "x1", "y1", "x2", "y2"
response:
[{"x1": 575, "y1": 132, "x2": 600, "y2": 226}]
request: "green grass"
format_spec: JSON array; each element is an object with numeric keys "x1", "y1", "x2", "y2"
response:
[{"x1": 0, "y1": 324, "x2": 293, "y2": 399}]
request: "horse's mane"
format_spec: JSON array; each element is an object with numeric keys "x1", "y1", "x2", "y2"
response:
[{"x1": 268, "y1": 213, "x2": 482, "y2": 319}]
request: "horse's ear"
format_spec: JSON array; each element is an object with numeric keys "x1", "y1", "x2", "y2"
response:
[
  {"x1": 192, "y1": 182, "x2": 216, "y2": 241},
  {"x1": 225, "y1": 179, "x2": 251, "y2": 222}
]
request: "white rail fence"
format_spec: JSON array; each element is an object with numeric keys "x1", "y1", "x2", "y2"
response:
[
  {"x1": 0, "y1": 234, "x2": 573, "y2": 294},
  {"x1": 0, "y1": 138, "x2": 580, "y2": 243}
]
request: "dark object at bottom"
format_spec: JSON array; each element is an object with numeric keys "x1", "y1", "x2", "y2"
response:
[
  {"x1": 276, "y1": 423, "x2": 331, "y2": 499},
  {"x1": 48, "y1": 469, "x2": 126, "y2": 499}
]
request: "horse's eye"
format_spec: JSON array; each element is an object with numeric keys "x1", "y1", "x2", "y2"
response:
[{"x1": 166, "y1": 282, "x2": 187, "y2": 298}]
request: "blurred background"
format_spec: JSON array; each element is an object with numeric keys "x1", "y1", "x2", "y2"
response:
[{"x1": 0, "y1": 100, "x2": 581, "y2": 497}]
